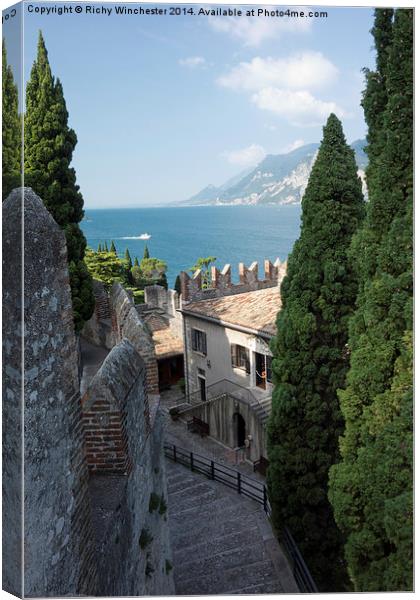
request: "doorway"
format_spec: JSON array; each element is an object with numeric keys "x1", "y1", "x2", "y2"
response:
[
  {"x1": 198, "y1": 376, "x2": 206, "y2": 403},
  {"x1": 255, "y1": 352, "x2": 266, "y2": 389},
  {"x1": 233, "y1": 413, "x2": 246, "y2": 448}
]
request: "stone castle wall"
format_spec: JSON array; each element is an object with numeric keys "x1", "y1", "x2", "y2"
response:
[
  {"x1": 2, "y1": 188, "x2": 174, "y2": 596},
  {"x1": 84, "y1": 339, "x2": 174, "y2": 595},
  {"x1": 181, "y1": 258, "x2": 287, "y2": 304},
  {"x1": 3, "y1": 189, "x2": 98, "y2": 596}
]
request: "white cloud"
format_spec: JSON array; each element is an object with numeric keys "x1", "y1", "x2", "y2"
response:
[
  {"x1": 179, "y1": 56, "x2": 206, "y2": 68},
  {"x1": 251, "y1": 88, "x2": 346, "y2": 126},
  {"x1": 209, "y1": 7, "x2": 312, "y2": 47},
  {"x1": 222, "y1": 144, "x2": 266, "y2": 167},
  {"x1": 218, "y1": 53, "x2": 338, "y2": 92},
  {"x1": 282, "y1": 139, "x2": 306, "y2": 153}
]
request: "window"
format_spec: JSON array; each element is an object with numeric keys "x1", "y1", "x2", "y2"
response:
[
  {"x1": 266, "y1": 356, "x2": 273, "y2": 384},
  {"x1": 231, "y1": 344, "x2": 250, "y2": 373},
  {"x1": 192, "y1": 329, "x2": 207, "y2": 355}
]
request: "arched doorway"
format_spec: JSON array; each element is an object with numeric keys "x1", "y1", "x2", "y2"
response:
[{"x1": 233, "y1": 413, "x2": 246, "y2": 448}]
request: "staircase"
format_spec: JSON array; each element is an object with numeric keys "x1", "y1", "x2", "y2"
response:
[
  {"x1": 249, "y1": 395, "x2": 272, "y2": 426},
  {"x1": 171, "y1": 378, "x2": 273, "y2": 428},
  {"x1": 166, "y1": 459, "x2": 298, "y2": 594}
]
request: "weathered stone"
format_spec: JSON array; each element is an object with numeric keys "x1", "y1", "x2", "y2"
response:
[{"x1": 3, "y1": 188, "x2": 98, "y2": 596}]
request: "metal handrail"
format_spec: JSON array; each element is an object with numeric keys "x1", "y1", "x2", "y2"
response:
[
  {"x1": 164, "y1": 442, "x2": 318, "y2": 593},
  {"x1": 170, "y1": 378, "x2": 270, "y2": 415}
]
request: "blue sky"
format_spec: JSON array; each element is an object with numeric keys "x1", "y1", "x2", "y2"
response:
[{"x1": 6, "y1": 2, "x2": 375, "y2": 207}]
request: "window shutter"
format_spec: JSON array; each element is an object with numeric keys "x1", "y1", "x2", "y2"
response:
[
  {"x1": 231, "y1": 344, "x2": 236, "y2": 367},
  {"x1": 245, "y1": 348, "x2": 251, "y2": 374}
]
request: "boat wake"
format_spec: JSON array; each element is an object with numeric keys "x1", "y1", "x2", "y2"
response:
[{"x1": 118, "y1": 233, "x2": 152, "y2": 240}]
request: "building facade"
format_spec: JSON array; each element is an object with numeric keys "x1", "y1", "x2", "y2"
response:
[{"x1": 178, "y1": 260, "x2": 286, "y2": 463}]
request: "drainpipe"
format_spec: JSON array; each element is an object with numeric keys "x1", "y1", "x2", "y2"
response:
[{"x1": 182, "y1": 313, "x2": 190, "y2": 400}]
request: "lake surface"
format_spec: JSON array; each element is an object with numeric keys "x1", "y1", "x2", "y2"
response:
[{"x1": 81, "y1": 205, "x2": 302, "y2": 287}]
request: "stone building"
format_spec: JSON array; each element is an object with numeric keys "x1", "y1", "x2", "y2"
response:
[{"x1": 176, "y1": 259, "x2": 286, "y2": 464}]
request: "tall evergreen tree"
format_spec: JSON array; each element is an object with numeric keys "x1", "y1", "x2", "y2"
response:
[
  {"x1": 174, "y1": 274, "x2": 181, "y2": 295},
  {"x1": 104, "y1": 241, "x2": 109, "y2": 252},
  {"x1": 24, "y1": 32, "x2": 94, "y2": 330},
  {"x1": 97, "y1": 243, "x2": 102, "y2": 252},
  {"x1": 267, "y1": 114, "x2": 364, "y2": 590},
  {"x1": 2, "y1": 39, "x2": 21, "y2": 199},
  {"x1": 124, "y1": 248, "x2": 133, "y2": 269},
  {"x1": 143, "y1": 244, "x2": 150, "y2": 259},
  {"x1": 134, "y1": 256, "x2": 140, "y2": 267},
  {"x1": 329, "y1": 9, "x2": 413, "y2": 591},
  {"x1": 110, "y1": 240, "x2": 117, "y2": 254}
]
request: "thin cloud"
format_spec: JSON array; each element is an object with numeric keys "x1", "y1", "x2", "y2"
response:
[
  {"x1": 282, "y1": 139, "x2": 306, "y2": 153},
  {"x1": 208, "y1": 7, "x2": 312, "y2": 47},
  {"x1": 217, "y1": 53, "x2": 338, "y2": 92},
  {"x1": 179, "y1": 56, "x2": 207, "y2": 69},
  {"x1": 252, "y1": 88, "x2": 346, "y2": 126},
  {"x1": 222, "y1": 144, "x2": 266, "y2": 167}
]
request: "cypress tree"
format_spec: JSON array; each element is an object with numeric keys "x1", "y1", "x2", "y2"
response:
[
  {"x1": 2, "y1": 39, "x2": 21, "y2": 199},
  {"x1": 97, "y1": 243, "x2": 102, "y2": 252},
  {"x1": 110, "y1": 240, "x2": 117, "y2": 254},
  {"x1": 24, "y1": 32, "x2": 94, "y2": 330},
  {"x1": 124, "y1": 248, "x2": 133, "y2": 269},
  {"x1": 143, "y1": 244, "x2": 150, "y2": 259},
  {"x1": 329, "y1": 9, "x2": 413, "y2": 591},
  {"x1": 104, "y1": 241, "x2": 109, "y2": 252},
  {"x1": 267, "y1": 114, "x2": 365, "y2": 590},
  {"x1": 134, "y1": 256, "x2": 139, "y2": 267}
]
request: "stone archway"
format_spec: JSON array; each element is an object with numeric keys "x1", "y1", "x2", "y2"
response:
[{"x1": 233, "y1": 412, "x2": 246, "y2": 448}]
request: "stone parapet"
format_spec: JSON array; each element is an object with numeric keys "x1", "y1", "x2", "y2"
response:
[{"x1": 181, "y1": 259, "x2": 287, "y2": 304}]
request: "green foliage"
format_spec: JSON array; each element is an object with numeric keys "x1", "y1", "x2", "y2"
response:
[
  {"x1": 124, "y1": 248, "x2": 133, "y2": 269},
  {"x1": 329, "y1": 9, "x2": 413, "y2": 591},
  {"x1": 139, "y1": 528, "x2": 153, "y2": 550},
  {"x1": 110, "y1": 241, "x2": 117, "y2": 254},
  {"x1": 134, "y1": 256, "x2": 140, "y2": 267},
  {"x1": 267, "y1": 114, "x2": 364, "y2": 591},
  {"x1": 143, "y1": 244, "x2": 150, "y2": 259},
  {"x1": 2, "y1": 39, "x2": 21, "y2": 200},
  {"x1": 97, "y1": 243, "x2": 102, "y2": 252},
  {"x1": 165, "y1": 559, "x2": 173, "y2": 575},
  {"x1": 24, "y1": 32, "x2": 94, "y2": 330},
  {"x1": 174, "y1": 274, "x2": 182, "y2": 295},
  {"x1": 190, "y1": 256, "x2": 217, "y2": 288},
  {"x1": 84, "y1": 248, "x2": 125, "y2": 289},
  {"x1": 131, "y1": 257, "x2": 168, "y2": 289},
  {"x1": 149, "y1": 492, "x2": 160, "y2": 513}
]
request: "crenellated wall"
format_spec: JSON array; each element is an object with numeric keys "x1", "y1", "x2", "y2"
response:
[{"x1": 181, "y1": 258, "x2": 287, "y2": 304}]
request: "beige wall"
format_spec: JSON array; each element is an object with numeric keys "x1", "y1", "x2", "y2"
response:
[{"x1": 183, "y1": 314, "x2": 273, "y2": 397}]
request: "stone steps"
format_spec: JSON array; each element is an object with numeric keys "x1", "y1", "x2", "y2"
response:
[{"x1": 166, "y1": 458, "x2": 298, "y2": 595}]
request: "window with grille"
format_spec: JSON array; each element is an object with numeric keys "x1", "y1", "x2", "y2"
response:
[
  {"x1": 192, "y1": 329, "x2": 207, "y2": 355},
  {"x1": 231, "y1": 344, "x2": 250, "y2": 373},
  {"x1": 266, "y1": 355, "x2": 273, "y2": 383}
]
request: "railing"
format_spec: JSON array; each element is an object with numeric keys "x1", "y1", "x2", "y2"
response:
[
  {"x1": 170, "y1": 378, "x2": 269, "y2": 415},
  {"x1": 164, "y1": 442, "x2": 318, "y2": 593},
  {"x1": 281, "y1": 526, "x2": 319, "y2": 593},
  {"x1": 164, "y1": 443, "x2": 269, "y2": 511}
]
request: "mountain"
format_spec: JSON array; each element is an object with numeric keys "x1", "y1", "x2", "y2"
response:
[{"x1": 180, "y1": 140, "x2": 367, "y2": 206}]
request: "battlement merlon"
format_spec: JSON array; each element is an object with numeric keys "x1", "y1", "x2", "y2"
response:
[{"x1": 180, "y1": 259, "x2": 287, "y2": 304}]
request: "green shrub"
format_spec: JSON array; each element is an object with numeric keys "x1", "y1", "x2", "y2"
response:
[{"x1": 139, "y1": 528, "x2": 153, "y2": 549}]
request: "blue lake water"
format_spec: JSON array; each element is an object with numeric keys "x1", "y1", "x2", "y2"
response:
[{"x1": 81, "y1": 205, "x2": 302, "y2": 287}]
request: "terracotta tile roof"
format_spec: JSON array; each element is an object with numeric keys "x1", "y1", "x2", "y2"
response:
[
  {"x1": 183, "y1": 286, "x2": 281, "y2": 337},
  {"x1": 152, "y1": 328, "x2": 184, "y2": 359}
]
